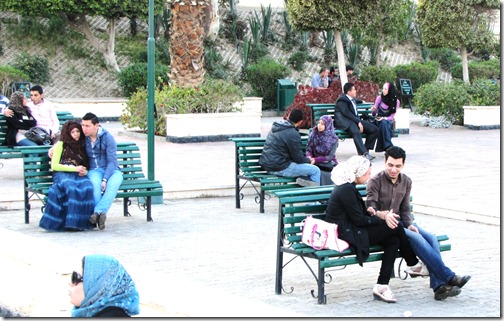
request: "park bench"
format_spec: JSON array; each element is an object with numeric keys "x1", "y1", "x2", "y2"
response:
[
  {"x1": 229, "y1": 136, "x2": 310, "y2": 213},
  {"x1": 306, "y1": 103, "x2": 400, "y2": 139},
  {"x1": 17, "y1": 141, "x2": 163, "y2": 224},
  {"x1": 0, "y1": 111, "x2": 75, "y2": 168},
  {"x1": 272, "y1": 185, "x2": 451, "y2": 304}
]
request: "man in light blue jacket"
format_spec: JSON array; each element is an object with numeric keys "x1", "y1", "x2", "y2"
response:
[{"x1": 81, "y1": 112, "x2": 123, "y2": 230}]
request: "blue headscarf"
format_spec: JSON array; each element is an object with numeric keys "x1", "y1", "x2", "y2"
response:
[
  {"x1": 306, "y1": 115, "x2": 338, "y2": 162},
  {"x1": 71, "y1": 254, "x2": 140, "y2": 317}
]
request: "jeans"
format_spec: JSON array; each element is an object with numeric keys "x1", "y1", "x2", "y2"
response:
[
  {"x1": 88, "y1": 168, "x2": 123, "y2": 214},
  {"x1": 403, "y1": 223, "x2": 456, "y2": 291},
  {"x1": 269, "y1": 162, "x2": 321, "y2": 184},
  {"x1": 17, "y1": 138, "x2": 38, "y2": 146}
]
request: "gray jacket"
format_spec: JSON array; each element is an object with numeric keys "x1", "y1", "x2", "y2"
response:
[{"x1": 259, "y1": 120, "x2": 310, "y2": 172}]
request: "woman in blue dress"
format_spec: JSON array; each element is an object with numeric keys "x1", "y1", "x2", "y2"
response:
[{"x1": 39, "y1": 121, "x2": 95, "y2": 231}]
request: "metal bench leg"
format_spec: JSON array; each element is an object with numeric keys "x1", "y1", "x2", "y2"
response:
[
  {"x1": 317, "y1": 265, "x2": 327, "y2": 304},
  {"x1": 235, "y1": 178, "x2": 241, "y2": 209},
  {"x1": 146, "y1": 196, "x2": 153, "y2": 222},
  {"x1": 275, "y1": 205, "x2": 284, "y2": 295},
  {"x1": 260, "y1": 189, "x2": 265, "y2": 213},
  {"x1": 24, "y1": 180, "x2": 30, "y2": 224},
  {"x1": 123, "y1": 197, "x2": 130, "y2": 217}
]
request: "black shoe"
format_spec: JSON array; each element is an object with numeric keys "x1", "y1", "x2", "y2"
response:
[
  {"x1": 89, "y1": 213, "x2": 98, "y2": 225},
  {"x1": 449, "y1": 275, "x2": 471, "y2": 288},
  {"x1": 434, "y1": 285, "x2": 461, "y2": 301},
  {"x1": 98, "y1": 214, "x2": 107, "y2": 230},
  {"x1": 363, "y1": 153, "x2": 375, "y2": 161}
]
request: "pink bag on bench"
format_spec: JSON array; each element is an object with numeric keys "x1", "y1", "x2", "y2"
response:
[{"x1": 301, "y1": 215, "x2": 349, "y2": 252}]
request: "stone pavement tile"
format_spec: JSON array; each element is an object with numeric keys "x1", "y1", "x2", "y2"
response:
[{"x1": 0, "y1": 195, "x2": 499, "y2": 317}]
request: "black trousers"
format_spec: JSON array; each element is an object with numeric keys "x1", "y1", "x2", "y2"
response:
[
  {"x1": 367, "y1": 223, "x2": 418, "y2": 285},
  {"x1": 346, "y1": 121, "x2": 378, "y2": 155}
]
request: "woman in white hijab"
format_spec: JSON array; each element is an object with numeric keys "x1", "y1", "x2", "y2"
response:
[{"x1": 325, "y1": 155, "x2": 422, "y2": 303}]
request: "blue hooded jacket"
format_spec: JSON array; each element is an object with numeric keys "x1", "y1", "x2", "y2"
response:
[{"x1": 85, "y1": 126, "x2": 120, "y2": 180}]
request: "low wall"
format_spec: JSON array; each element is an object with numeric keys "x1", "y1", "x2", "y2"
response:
[
  {"x1": 463, "y1": 105, "x2": 500, "y2": 130},
  {"x1": 51, "y1": 98, "x2": 127, "y2": 121}
]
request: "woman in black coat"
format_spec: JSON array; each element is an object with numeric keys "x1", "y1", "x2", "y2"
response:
[
  {"x1": 325, "y1": 155, "x2": 423, "y2": 303},
  {"x1": 3, "y1": 91, "x2": 37, "y2": 146}
]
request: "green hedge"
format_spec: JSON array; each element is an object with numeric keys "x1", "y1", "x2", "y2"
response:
[
  {"x1": 117, "y1": 62, "x2": 170, "y2": 98},
  {"x1": 359, "y1": 65, "x2": 396, "y2": 87},
  {"x1": 11, "y1": 52, "x2": 50, "y2": 84},
  {"x1": 246, "y1": 58, "x2": 291, "y2": 109},
  {"x1": 464, "y1": 79, "x2": 500, "y2": 106},
  {"x1": 0, "y1": 66, "x2": 29, "y2": 96},
  {"x1": 394, "y1": 61, "x2": 439, "y2": 93},
  {"x1": 450, "y1": 59, "x2": 500, "y2": 81}
]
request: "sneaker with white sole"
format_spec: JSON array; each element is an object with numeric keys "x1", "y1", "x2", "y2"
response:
[
  {"x1": 372, "y1": 284, "x2": 397, "y2": 303},
  {"x1": 405, "y1": 261, "x2": 430, "y2": 277},
  {"x1": 295, "y1": 177, "x2": 319, "y2": 187}
]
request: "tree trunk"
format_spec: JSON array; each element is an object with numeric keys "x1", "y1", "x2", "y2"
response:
[
  {"x1": 170, "y1": 3, "x2": 207, "y2": 88},
  {"x1": 461, "y1": 46, "x2": 470, "y2": 84},
  {"x1": 204, "y1": 0, "x2": 219, "y2": 40},
  {"x1": 334, "y1": 30, "x2": 347, "y2": 91},
  {"x1": 64, "y1": 14, "x2": 120, "y2": 72},
  {"x1": 375, "y1": 44, "x2": 382, "y2": 66}
]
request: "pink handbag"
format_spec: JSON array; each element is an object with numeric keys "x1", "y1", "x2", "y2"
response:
[{"x1": 301, "y1": 216, "x2": 350, "y2": 252}]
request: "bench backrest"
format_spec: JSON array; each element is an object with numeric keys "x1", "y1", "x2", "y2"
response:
[
  {"x1": 0, "y1": 111, "x2": 75, "y2": 146},
  {"x1": 308, "y1": 103, "x2": 374, "y2": 127},
  {"x1": 18, "y1": 142, "x2": 146, "y2": 193}
]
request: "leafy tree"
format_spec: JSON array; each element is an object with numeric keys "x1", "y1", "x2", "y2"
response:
[
  {"x1": 1, "y1": 0, "x2": 164, "y2": 72},
  {"x1": 285, "y1": 0, "x2": 375, "y2": 89},
  {"x1": 416, "y1": 0, "x2": 499, "y2": 84}
]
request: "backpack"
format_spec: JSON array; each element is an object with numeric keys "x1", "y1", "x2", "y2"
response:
[{"x1": 25, "y1": 126, "x2": 51, "y2": 145}]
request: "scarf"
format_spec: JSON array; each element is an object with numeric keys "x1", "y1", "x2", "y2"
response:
[
  {"x1": 379, "y1": 82, "x2": 398, "y2": 115},
  {"x1": 307, "y1": 115, "x2": 338, "y2": 160},
  {"x1": 9, "y1": 91, "x2": 28, "y2": 116},
  {"x1": 331, "y1": 155, "x2": 370, "y2": 186},
  {"x1": 71, "y1": 254, "x2": 140, "y2": 318},
  {"x1": 60, "y1": 121, "x2": 89, "y2": 167}
]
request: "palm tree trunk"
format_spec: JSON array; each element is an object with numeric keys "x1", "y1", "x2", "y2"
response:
[{"x1": 170, "y1": 2, "x2": 207, "y2": 88}]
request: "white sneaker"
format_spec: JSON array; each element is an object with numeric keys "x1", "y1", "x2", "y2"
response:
[
  {"x1": 296, "y1": 177, "x2": 319, "y2": 187},
  {"x1": 405, "y1": 261, "x2": 430, "y2": 277},
  {"x1": 372, "y1": 284, "x2": 397, "y2": 303}
]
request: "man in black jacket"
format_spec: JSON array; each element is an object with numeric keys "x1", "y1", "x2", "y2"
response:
[
  {"x1": 259, "y1": 109, "x2": 320, "y2": 186},
  {"x1": 334, "y1": 82, "x2": 378, "y2": 161}
]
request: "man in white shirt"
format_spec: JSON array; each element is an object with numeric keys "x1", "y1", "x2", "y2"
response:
[{"x1": 3, "y1": 85, "x2": 60, "y2": 142}]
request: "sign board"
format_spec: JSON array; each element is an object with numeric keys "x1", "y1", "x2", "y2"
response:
[{"x1": 399, "y1": 78, "x2": 413, "y2": 97}]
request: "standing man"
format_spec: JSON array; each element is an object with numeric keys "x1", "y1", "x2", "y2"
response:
[
  {"x1": 2, "y1": 85, "x2": 60, "y2": 143},
  {"x1": 311, "y1": 68, "x2": 329, "y2": 89},
  {"x1": 334, "y1": 82, "x2": 378, "y2": 161},
  {"x1": 366, "y1": 146, "x2": 471, "y2": 301},
  {"x1": 259, "y1": 109, "x2": 320, "y2": 187},
  {"x1": 81, "y1": 112, "x2": 123, "y2": 230}
]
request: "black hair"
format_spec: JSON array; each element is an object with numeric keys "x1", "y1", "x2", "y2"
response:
[
  {"x1": 385, "y1": 146, "x2": 406, "y2": 163},
  {"x1": 343, "y1": 82, "x2": 354, "y2": 94},
  {"x1": 288, "y1": 109, "x2": 304, "y2": 124},
  {"x1": 82, "y1": 112, "x2": 100, "y2": 125},
  {"x1": 30, "y1": 85, "x2": 43, "y2": 95},
  {"x1": 346, "y1": 65, "x2": 354, "y2": 71}
]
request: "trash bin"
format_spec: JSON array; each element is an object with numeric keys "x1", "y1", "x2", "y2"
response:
[{"x1": 276, "y1": 79, "x2": 298, "y2": 116}]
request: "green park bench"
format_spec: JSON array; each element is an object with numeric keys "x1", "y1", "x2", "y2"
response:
[
  {"x1": 271, "y1": 185, "x2": 451, "y2": 304},
  {"x1": 17, "y1": 141, "x2": 163, "y2": 224}
]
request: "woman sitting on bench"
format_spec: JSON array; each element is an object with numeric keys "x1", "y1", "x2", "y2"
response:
[
  {"x1": 306, "y1": 115, "x2": 338, "y2": 185},
  {"x1": 324, "y1": 155, "x2": 424, "y2": 303}
]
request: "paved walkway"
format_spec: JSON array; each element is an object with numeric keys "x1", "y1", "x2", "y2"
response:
[{"x1": 0, "y1": 113, "x2": 500, "y2": 317}]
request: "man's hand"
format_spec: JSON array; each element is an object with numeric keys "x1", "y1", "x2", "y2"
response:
[
  {"x1": 358, "y1": 122, "x2": 364, "y2": 133},
  {"x1": 101, "y1": 181, "x2": 107, "y2": 194},
  {"x1": 3, "y1": 109, "x2": 13, "y2": 117},
  {"x1": 309, "y1": 157, "x2": 315, "y2": 165},
  {"x1": 48, "y1": 147, "x2": 54, "y2": 158},
  {"x1": 76, "y1": 165, "x2": 87, "y2": 177},
  {"x1": 408, "y1": 225, "x2": 419, "y2": 233},
  {"x1": 378, "y1": 210, "x2": 399, "y2": 229},
  {"x1": 367, "y1": 207, "x2": 376, "y2": 216}
]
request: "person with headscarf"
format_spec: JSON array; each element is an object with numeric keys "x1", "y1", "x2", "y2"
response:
[
  {"x1": 306, "y1": 115, "x2": 339, "y2": 185},
  {"x1": 2, "y1": 91, "x2": 38, "y2": 146},
  {"x1": 69, "y1": 254, "x2": 140, "y2": 317},
  {"x1": 39, "y1": 121, "x2": 95, "y2": 231},
  {"x1": 371, "y1": 82, "x2": 400, "y2": 152},
  {"x1": 324, "y1": 155, "x2": 424, "y2": 303}
]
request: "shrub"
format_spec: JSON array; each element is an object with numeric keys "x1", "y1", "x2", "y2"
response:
[
  {"x1": 0, "y1": 65, "x2": 29, "y2": 96},
  {"x1": 413, "y1": 82, "x2": 471, "y2": 125},
  {"x1": 11, "y1": 52, "x2": 50, "y2": 84},
  {"x1": 359, "y1": 65, "x2": 396, "y2": 87},
  {"x1": 450, "y1": 59, "x2": 500, "y2": 81},
  {"x1": 465, "y1": 79, "x2": 500, "y2": 106},
  {"x1": 288, "y1": 50, "x2": 311, "y2": 71},
  {"x1": 429, "y1": 48, "x2": 461, "y2": 71},
  {"x1": 117, "y1": 62, "x2": 170, "y2": 98},
  {"x1": 246, "y1": 58, "x2": 291, "y2": 109},
  {"x1": 121, "y1": 78, "x2": 243, "y2": 135},
  {"x1": 393, "y1": 61, "x2": 439, "y2": 93}
]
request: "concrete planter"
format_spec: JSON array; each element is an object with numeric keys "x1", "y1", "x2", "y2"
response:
[
  {"x1": 52, "y1": 98, "x2": 126, "y2": 121},
  {"x1": 235, "y1": 97, "x2": 263, "y2": 114},
  {"x1": 463, "y1": 105, "x2": 500, "y2": 130},
  {"x1": 394, "y1": 108, "x2": 410, "y2": 134}
]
